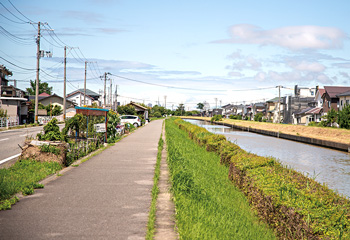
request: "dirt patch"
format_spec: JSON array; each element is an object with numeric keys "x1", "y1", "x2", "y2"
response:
[{"x1": 20, "y1": 141, "x2": 68, "y2": 166}]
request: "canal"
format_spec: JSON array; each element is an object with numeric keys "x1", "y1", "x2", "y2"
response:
[{"x1": 185, "y1": 119, "x2": 350, "y2": 199}]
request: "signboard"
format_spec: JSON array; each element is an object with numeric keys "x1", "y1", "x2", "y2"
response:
[{"x1": 94, "y1": 123, "x2": 106, "y2": 133}]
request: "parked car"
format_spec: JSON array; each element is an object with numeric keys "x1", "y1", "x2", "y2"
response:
[{"x1": 120, "y1": 115, "x2": 141, "y2": 127}]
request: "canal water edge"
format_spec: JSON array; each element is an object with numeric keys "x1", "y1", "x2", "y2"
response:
[{"x1": 183, "y1": 118, "x2": 350, "y2": 152}]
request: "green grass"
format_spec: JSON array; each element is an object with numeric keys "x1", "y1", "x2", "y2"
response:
[
  {"x1": 165, "y1": 118, "x2": 276, "y2": 239},
  {"x1": 0, "y1": 159, "x2": 62, "y2": 210},
  {"x1": 146, "y1": 133, "x2": 164, "y2": 239}
]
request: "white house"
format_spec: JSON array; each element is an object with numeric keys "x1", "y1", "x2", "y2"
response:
[{"x1": 67, "y1": 90, "x2": 96, "y2": 107}]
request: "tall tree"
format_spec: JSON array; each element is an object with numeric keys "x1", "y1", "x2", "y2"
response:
[
  {"x1": 197, "y1": 102, "x2": 204, "y2": 110},
  {"x1": 26, "y1": 79, "x2": 53, "y2": 95}
]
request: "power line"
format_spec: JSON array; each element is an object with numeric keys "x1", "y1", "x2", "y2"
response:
[
  {"x1": 7, "y1": 0, "x2": 34, "y2": 23},
  {"x1": 0, "y1": 12, "x2": 26, "y2": 24},
  {"x1": 0, "y1": 2, "x2": 29, "y2": 24},
  {"x1": 0, "y1": 56, "x2": 36, "y2": 71},
  {"x1": 111, "y1": 73, "x2": 276, "y2": 92}
]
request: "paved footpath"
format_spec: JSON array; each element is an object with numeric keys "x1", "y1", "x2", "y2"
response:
[{"x1": 0, "y1": 120, "x2": 163, "y2": 240}]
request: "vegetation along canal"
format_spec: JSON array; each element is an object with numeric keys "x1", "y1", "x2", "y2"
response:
[{"x1": 185, "y1": 119, "x2": 350, "y2": 199}]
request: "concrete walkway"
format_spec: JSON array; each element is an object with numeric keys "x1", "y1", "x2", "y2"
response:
[{"x1": 0, "y1": 120, "x2": 163, "y2": 240}]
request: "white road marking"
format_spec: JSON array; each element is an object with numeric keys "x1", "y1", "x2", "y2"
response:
[
  {"x1": 0, "y1": 153, "x2": 21, "y2": 165},
  {"x1": 0, "y1": 138, "x2": 9, "y2": 142},
  {"x1": 19, "y1": 134, "x2": 28, "y2": 137}
]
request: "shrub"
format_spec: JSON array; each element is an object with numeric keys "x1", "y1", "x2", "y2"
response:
[{"x1": 211, "y1": 114, "x2": 222, "y2": 122}]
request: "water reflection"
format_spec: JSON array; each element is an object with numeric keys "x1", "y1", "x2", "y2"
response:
[{"x1": 186, "y1": 119, "x2": 350, "y2": 198}]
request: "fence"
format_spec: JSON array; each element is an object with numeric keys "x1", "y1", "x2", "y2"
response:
[
  {"x1": 0, "y1": 116, "x2": 19, "y2": 128},
  {"x1": 66, "y1": 136, "x2": 105, "y2": 164}
]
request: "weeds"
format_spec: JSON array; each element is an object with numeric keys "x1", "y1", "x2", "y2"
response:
[
  {"x1": 146, "y1": 133, "x2": 164, "y2": 239},
  {"x1": 0, "y1": 159, "x2": 62, "y2": 210}
]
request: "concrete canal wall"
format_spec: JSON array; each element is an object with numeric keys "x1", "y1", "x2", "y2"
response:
[{"x1": 185, "y1": 118, "x2": 350, "y2": 152}]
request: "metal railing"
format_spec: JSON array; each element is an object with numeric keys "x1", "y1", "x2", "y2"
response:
[{"x1": 0, "y1": 116, "x2": 19, "y2": 128}]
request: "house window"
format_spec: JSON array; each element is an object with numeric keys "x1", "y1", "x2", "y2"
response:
[
  {"x1": 328, "y1": 101, "x2": 331, "y2": 108},
  {"x1": 311, "y1": 91, "x2": 314, "y2": 96},
  {"x1": 341, "y1": 100, "x2": 343, "y2": 106},
  {"x1": 347, "y1": 100, "x2": 350, "y2": 105}
]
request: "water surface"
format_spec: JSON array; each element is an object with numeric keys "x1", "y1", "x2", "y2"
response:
[{"x1": 185, "y1": 119, "x2": 350, "y2": 198}]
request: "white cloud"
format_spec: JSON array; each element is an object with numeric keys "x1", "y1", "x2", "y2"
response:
[
  {"x1": 215, "y1": 24, "x2": 346, "y2": 50},
  {"x1": 228, "y1": 71, "x2": 243, "y2": 77},
  {"x1": 287, "y1": 61, "x2": 326, "y2": 72}
]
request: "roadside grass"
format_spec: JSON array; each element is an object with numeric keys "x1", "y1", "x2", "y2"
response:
[
  {"x1": 0, "y1": 159, "x2": 62, "y2": 210},
  {"x1": 165, "y1": 118, "x2": 276, "y2": 239},
  {"x1": 146, "y1": 133, "x2": 164, "y2": 239}
]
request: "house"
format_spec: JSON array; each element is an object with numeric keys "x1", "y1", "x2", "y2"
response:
[
  {"x1": 322, "y1": 86, "x2": 350, "y2": 113},
  {"x1": 67, "y1": 89, "x2": 101, "y2": 107},
  {"x1": 293, "y1": 106, "x2": 323, "y2": 125},
  {"x1": 266, "y1": 97, "x2": 282, "y2": 122},
  {"x1": 252, "y1": 102, "x2": 266, "y2": 120},
  {"x1": 222, "y1": 104, "x2": 235, "y2": 117},
  {"x1": 294, "y1": 85, "x2": 317, "y2": 97},
  {"x1": 283, "y1": 96, "x2": 315, "y2": 124},
  {"x1": 127, "y1": 102, "x2": 149, "y2": 120},
  {"x1": 337, "y1": 91, "x2": 350, "y2": 111},
  {"x1": 0, "y1": 65, "x2": 27, "y2": 124}
]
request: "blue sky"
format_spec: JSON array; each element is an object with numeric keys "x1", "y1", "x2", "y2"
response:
[{"x1": 1, "y1": 0, "x2": 349, "y2": 110}]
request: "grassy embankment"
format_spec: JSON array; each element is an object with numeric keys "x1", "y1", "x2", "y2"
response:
[
  {"x1": 0, "y1": 159, "x2": 62, "y2": 210},
  {"x1": 165, "y1": 118, "x2": 277, "y2": 239},
  {"x1": 183, "y1": 116, "x2": 350, "y2": 145},
  {"x1": 174, "y1": 118, "x2": 350, "y2": 239}
]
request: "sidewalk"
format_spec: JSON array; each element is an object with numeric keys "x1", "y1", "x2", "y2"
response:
[{"x1": 0, "y1": 120, "x2": 163, "y2": 240}]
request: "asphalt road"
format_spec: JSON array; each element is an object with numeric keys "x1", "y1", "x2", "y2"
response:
[
  {"x1": 0, "y1": 120, "x2": 163, "y2": 239},
  {"x1": 0, "y1": 124, "x2": 64, "y2": 168}
]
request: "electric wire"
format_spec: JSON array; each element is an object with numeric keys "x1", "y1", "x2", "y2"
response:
[
  {"x1": 111, "y1": 73, "x2": 276, "y2": 92},
  {"x1": 0, "y1": 12, "x2": 26, "y2": 24},
  {"x1": 0, "y1": 2, "x2": 29, "y2": 24},
  {"x1": 7, "y1": 0, "x2": 34, "y2": 23},
  {"x1": 0, "y1": 56, "x2": 35, "y2": 71}
]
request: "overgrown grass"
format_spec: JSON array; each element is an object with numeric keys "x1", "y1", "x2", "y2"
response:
[
  {"x1": 165, "y1": 118, "x2": 276, "y2": 239},
  {"x1": 146, "y1": 133, "x2": 164, "y2": 239},
  {"x1": 0, "y1": 159, "x2": 62, "y2": 210}
]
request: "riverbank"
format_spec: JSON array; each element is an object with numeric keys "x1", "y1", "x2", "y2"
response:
[
  {"x1": 174, "y1": 118, "x2": 350, "y2": 239},
  {"x1": 182, "y1": 116, "x2": 350, "y2": 152},
  {"x1": 165, "y1": 118, "x2": 276, "y2": 239}
]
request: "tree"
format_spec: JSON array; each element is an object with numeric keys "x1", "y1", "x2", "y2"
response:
[
  {"x1": 322, "y1": 108, "x2": 338, "y2": 127},
  {"x1": 338, "y1": 104, "x2": 350, "y2": 129},
  {"x1": 117, "y1": 105, "x2": 136, "y2": 115},
  {"x1": 26, "y1": 79, "x2": 53, "y2": 95},
  {"x1": 197, "y1": 103, "x2": 204, "y2": 110}
]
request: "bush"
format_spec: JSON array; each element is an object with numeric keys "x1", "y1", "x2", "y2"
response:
[
  {"x1": 37, "y1": 118, "x2": 62, "y2": 141},
  {"x1": 210, "y1": 114, "x2": 222, "y2": 122},
  {"x1": 229, "y1": 115, "x2": 242, "y2": 120},
  {"x1": 254, "y1": 113, "x2": 264, "y2": 122}
]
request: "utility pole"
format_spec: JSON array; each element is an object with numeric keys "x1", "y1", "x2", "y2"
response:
[
  {"x1": 84, "y1": 61, "x2": 87, "y2": 106},
  {"x1": 63, "y1": 46, "x2": 67, "y2": 121},
  {"x1": 104, "y1": 72, "x2": 107, "y2": 107},
  {"x1": 215, "y1": 98, "x2": 218, "y2": 109},
  {"x1": 110, "y1": 79, "x2": 112, "y2": 108},
  {"x1": 115, "y1": 84, "x2": 118, "y2": 111},
  {"x1": 164, "y1": 95, "x2": 167, "y2": 109},
  {"x1": 34, "y1": 22, "x2": 41, "y2": 124},
  {"x1": 276, "y1": 85, "x2": 283, "y2": 123}
]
